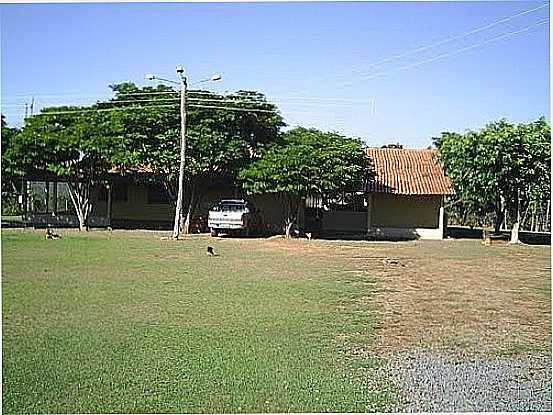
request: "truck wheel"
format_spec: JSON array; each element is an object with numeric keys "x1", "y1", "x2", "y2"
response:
[{"x1": 210, "y1": 228, "x2": 218, "y2": 237}]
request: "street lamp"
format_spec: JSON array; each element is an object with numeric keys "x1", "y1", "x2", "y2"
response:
[{"x1": 145, "y1": 66, "x2": 221, "y2": 239}]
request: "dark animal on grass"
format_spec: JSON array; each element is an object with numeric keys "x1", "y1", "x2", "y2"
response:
[
  {"x1": 45, "y1": 228, "x2": 62, "y2": 240},
  {"x1": 207, "y1": 246, "x2": 217, "y2": 256}
]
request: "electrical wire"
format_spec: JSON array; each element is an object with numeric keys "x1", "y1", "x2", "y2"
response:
[
  {"x1": 3, "y1": 3, "x2": 548, "y2": 103},
  {"x1": 1, "y1": 91, "x2": 372, "y2": 105},
  {"x1": 3, "y1": 89, "x2": 222, "y2": 99},
  {"x1": 3, "y1": 102, "x2": 281, "y2": 117},
  {"x1": 347, "y1": 2, "x2": 549, "y2": 78},
  {"x1": 94, "y1": 97, "x2": 370, "y2": 108},
  {"x1": 4, "y1": 5, "x2": 547, "y2": 116},
  {"x1": 96, "y1": 97, "x2": 274, "y2": 106},
  {"x1": 340, "y1": 18, "x2": 549, "y2": 87},
  {"x1": 188, "y1": 104, "x2": 278, "y2": 113},
  {"x1": 2, "y1": 95, "x2": 373, "y2": 109}
]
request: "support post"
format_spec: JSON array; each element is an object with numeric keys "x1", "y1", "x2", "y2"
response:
[
  {"x1": 106, "y1": 183, "x2": 112, "y2": 228},
  {"x1": 366, "y1": 193, "x2": 373, "y2": 235},
  {"x1": 510, "y1": 190, "x2": 521, "y2": 244},
  {"x1": 298, "y1": 197, "x2": 305, "y2": 229},
  {"x1": 22, "y1": 178, "x2": 28, "y2": 223},
  {"x1": 52, "y1": 181, "x2": 58, "y2": 215},
  {"x1": 27, "y1": 181, "x2": 32, "y2": 217},
  {"x1": 439, "y1": 197, "x2": 445, "y2": 239},
  {"x1": 543, "y1": 199, "x2": 551, "y2": 232},
  {"x1": 45, "y1": 181, "x2": 49, "y2": 214}
]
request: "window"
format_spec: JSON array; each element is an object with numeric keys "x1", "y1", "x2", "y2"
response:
[
  {"x1": 212, "y1": 202, "x2": 249, "y2": 213},
  {"x1": 327, "y1": 192, "x2": 367, "y2": 212},
  {"x1": 147, "y1": 183, "x2": 170, "y2": 204},
  {"x1": 98, "y1": 183, "x2": 128, "y2": 203}
]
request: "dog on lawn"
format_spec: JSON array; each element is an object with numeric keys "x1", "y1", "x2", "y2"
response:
[{"x1": 45, "y1": 228, "x2": 62, "y2": 240}]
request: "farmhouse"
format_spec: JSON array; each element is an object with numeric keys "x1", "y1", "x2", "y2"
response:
[
  {"x1": 21, "y1": 147, "x2": 454, "y2": 239},
  {"x1": 22, "y1": 174, "x2": 289, "y2": 233},
  {"x1": 312, "y1": 148, "x2": 454, "y2": 239},
  {"x1": 365, "y1": 147, "x2": 454, "y2": 239}
]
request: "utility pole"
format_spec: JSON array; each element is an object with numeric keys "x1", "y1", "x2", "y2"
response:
[
  {"x1": 173, "y1": 66, "x2": 188, "y2": 239},
  {"x1": 145, "y1": 68, "x2": 221, "y2": 240}
]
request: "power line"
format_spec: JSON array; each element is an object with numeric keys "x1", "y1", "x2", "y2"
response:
[
  {"x1": 188, "y1": 104, "x2": 278, "y2": 114},
  {"x1": 3, "y1": 96, "x2": 275, "y2": 112},
  {"x1": 7, "y1": 105, "x2": 176, "y2": 116},
  {"x1": 3, "y1": 94, "x2": 374, "y2": 109},
  {"x1": 277, "y1": 2, "x2": 550, "y2": 97},
  {"x1": 2, "y1": 91, "x2": 372, "y2": 104},
  {"x1": 347, "y1": 2, "x2": 549, "y2": 79},
  {"x1": 340, "y1": 18, "x2": 549, "y2": 87},
  {"x1": 96, "y1": 97, "x2": 274, "y2": 106},
  {"x1": 2, "y1": 89, "x2": 223, "y2": 99},
  {"x1": 266, "y1": 95, "x2": 369, "y2": 103},
  {"x1": 93, "y1": 96, "x2": 371, "y2": 108},
  {"x1": 3, "y1": 3, "x2": 549, "y2": 104},
  {"x1": 98, "y1": 97, "x2": 180, "y2": 105},
  {"x1": 273, "y1": 101, "x2": 371, "y2": 108},
  {"x1": 4, "y1": 102, "x2": 281, "y2": 117}
]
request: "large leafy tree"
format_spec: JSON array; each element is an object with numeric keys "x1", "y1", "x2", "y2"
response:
[
  {"x1": 1, "y1": 115, "x2": 21, "y2": 207},
  {"x1": 435, "y1": 117, "x2": 550, "y2": 240},
  {"x1": 239, "y1": 127, "x2": 374, "y2": 237},
  {"x1": 105, "y1": 83, "x2": 285, "y2": 233},
  {"x1": 12, "y1": 107, "x2": 125, "y2": 231}
]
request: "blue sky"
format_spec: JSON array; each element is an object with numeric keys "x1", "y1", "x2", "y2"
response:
[{"x1": 1, "y1": 1, "x2": 550, "y2": 147}]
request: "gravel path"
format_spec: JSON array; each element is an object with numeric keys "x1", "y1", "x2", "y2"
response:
[{"x1": 368, "y1": 351, "x2": 552, "y2": 412}]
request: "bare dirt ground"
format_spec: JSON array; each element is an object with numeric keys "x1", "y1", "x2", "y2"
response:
[
  {"x1": 257, "y1": 237, "x2": 551, "y2": 357},
  {"x1": 252, "y1": 236, "x2": 552, "y2": 411}
]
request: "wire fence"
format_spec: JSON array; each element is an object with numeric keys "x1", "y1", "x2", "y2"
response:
[{"x1": 447, "y1": 199, "x2": 551, "y2": 233}]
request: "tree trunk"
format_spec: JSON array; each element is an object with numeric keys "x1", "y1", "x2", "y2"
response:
[
  {"x1": 461, "y1": 209, "x2": 468, "y2": 227},
  {"x1": 510, "y1": 221, "x2": 520, "y2": 244},
  {"x1": 183, "y1": 209, "x2": 192, "y2": 235},
  {"x1": 67, "y1": 180, "x2": 92, "y2": 231},
  {"x1": 22, "y1": 179, "x2": 28, "y2": 222},
  {"x1": 546, "y1": 199, "x2": 550, "y2": 232},
  {"x1": 521, "y1": 203, "x2": 531, "y2": 230},
  {"x1": 494, "y1": 208, "x2": 503, "y2": 235},
  {"x1": 530, "y1": 204, "x2": 536, "y2": 232},
  {"x1": 510, "y1": 189, "x2": 521, "y2": 244},
  {"x1": 492, "y1": 194, "x2": 506, "y2": 234},
  {"x1": 284, "y1": 220, "x2": 294, "y2": 238},
  {"x1": 282, "y1": 194, "x2": 301, "y2": 238},
  {"x1": 182, "y1": 184, "x2": 200, "y2": 235}
]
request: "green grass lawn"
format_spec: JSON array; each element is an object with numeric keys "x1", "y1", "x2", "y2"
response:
[{"x1": 1, "y1": 230, "x2": 393, "y2": 413}]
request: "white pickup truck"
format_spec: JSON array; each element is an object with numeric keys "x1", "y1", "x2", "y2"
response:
[{"x1": 207, "y1": 199, "x2": 261, "y2": 237}]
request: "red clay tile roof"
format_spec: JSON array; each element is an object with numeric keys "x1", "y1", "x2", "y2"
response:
[{"x1": 365, "y1": 148, "x2": 454, "y2": 195}]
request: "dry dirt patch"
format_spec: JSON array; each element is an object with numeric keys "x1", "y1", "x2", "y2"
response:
[{"x1": 258, "y1": 237, "x2": 551, "y2": 357}]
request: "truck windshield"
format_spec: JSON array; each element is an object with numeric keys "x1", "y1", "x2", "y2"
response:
[{"x1": 214, "y1": 203, "x2": 247, "y2": 212}]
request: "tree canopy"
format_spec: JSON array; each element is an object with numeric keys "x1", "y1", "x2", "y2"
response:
[
  {"x1": 381, "y1": 143, "x2": 403, "y2": 149},
  {"x1": 1, "y1": 115, "x2": 21, "y2": 203},
  {"x1": 434, "y1": 117, "x2": 550, "y2": 237},
  {"x1": 6, "y1": 83, "x2": 285, "y2": 231},
  {"x1": 10, "y1": 106, "x2": 126, "y2": 230},
  {"x1": 239, "y1": 127, "x2": 373, "y2": 236},
  {"x1": 104, "y1": 83, "x2": 285, "y2": 232}
]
